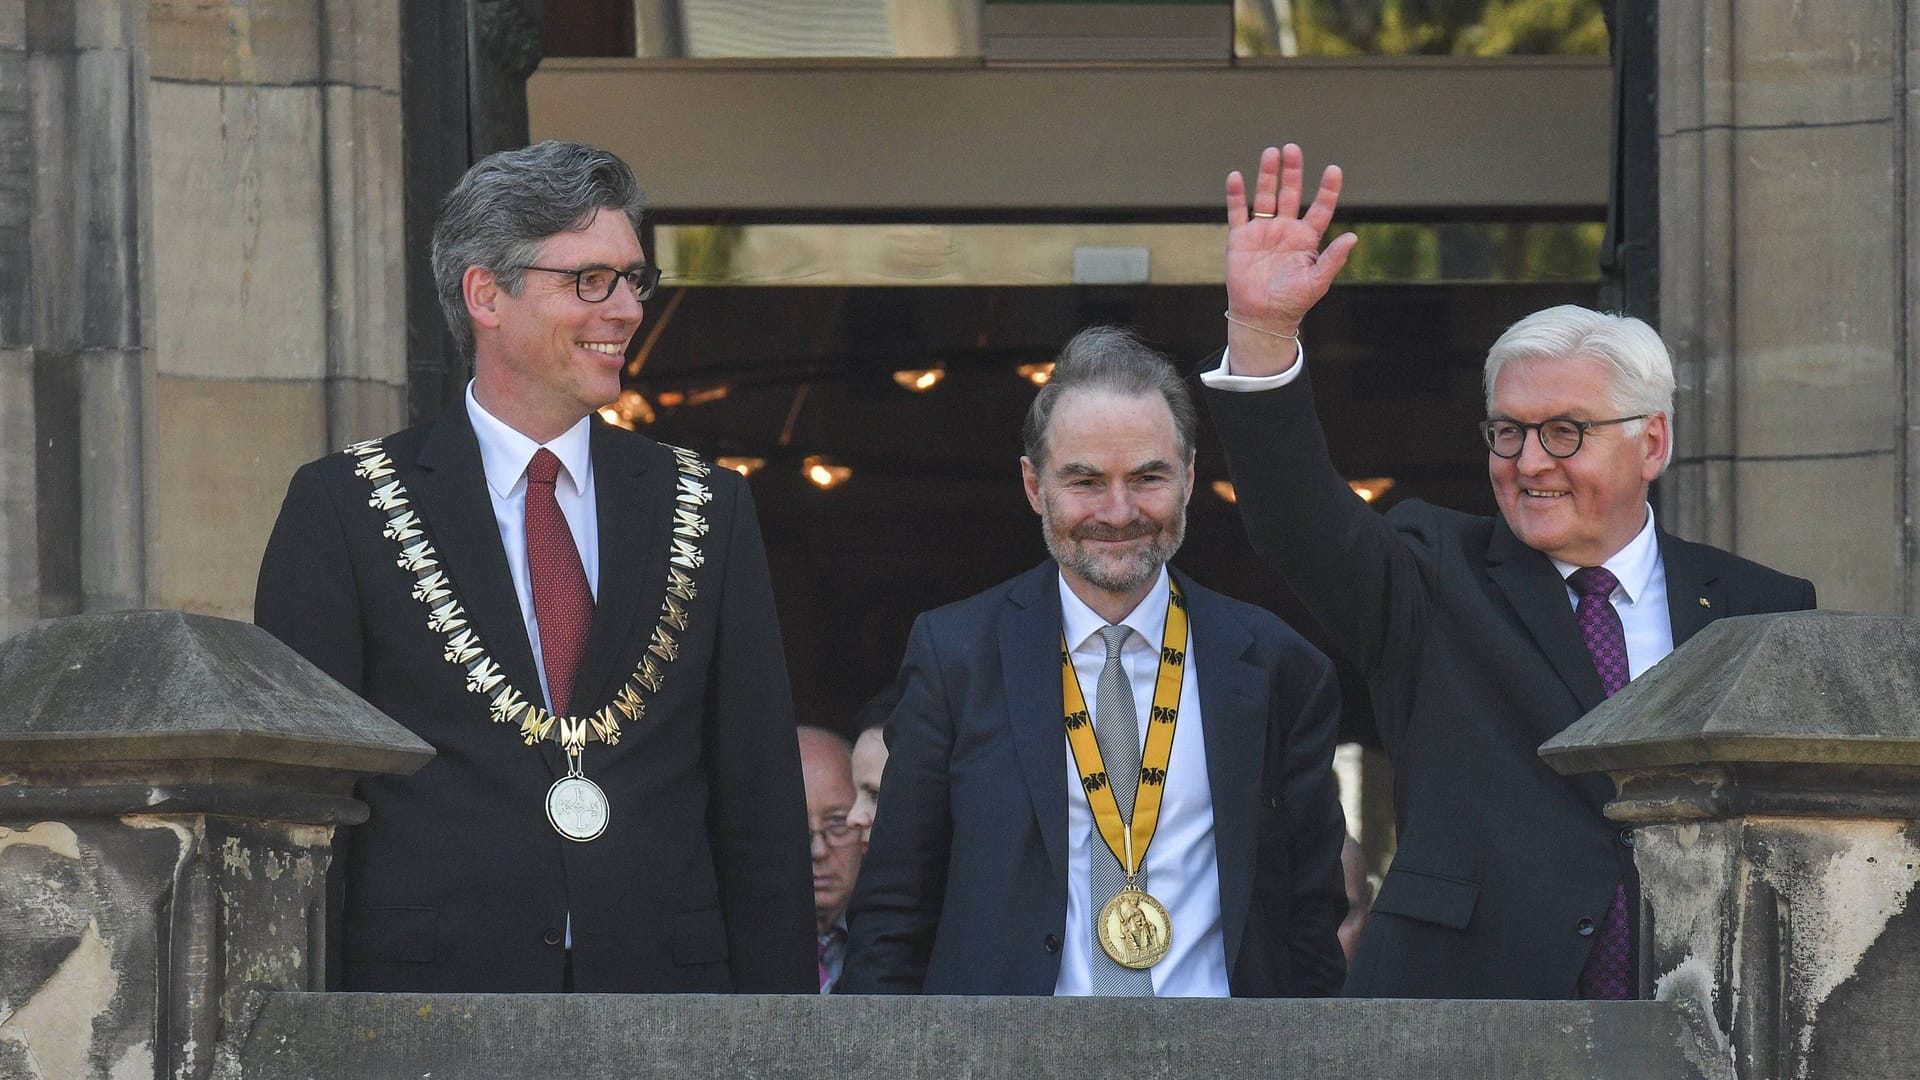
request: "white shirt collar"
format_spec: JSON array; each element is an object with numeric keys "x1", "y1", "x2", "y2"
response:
[
  {"x1": 465, "y1": 381, "x2": 594, "y2": 498},
  {"x1": 1057, "y1": 564, "x2": 1172, "y2": 653},
  {"x1": 1551, "y1": 503, "x2": 1659, "y2": 603}
]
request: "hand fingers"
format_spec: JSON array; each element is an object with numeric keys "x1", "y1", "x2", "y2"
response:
[
  {"x1": 1277, "y1": 143, "x2": 1304, "y2": 221},
  {"x1": 1253, "y1": 146, "x2": 1281, "y2": 219},
  {"x1": 1225, "y1": 169, "x2": 1248, "y2": 225},
  {"x1": 1301, "y1": 164, "x2": 1343, "y2": 237},
  {"x1": 1312, "y1": 231, "x2": 1359, "y2": 293}
]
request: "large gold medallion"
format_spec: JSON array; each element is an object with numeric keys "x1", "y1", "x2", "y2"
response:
[{"x1": 1097, "y1": 884, "x2": 1172, "y2": 969}]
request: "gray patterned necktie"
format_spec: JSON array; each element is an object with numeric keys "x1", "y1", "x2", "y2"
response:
[{"x1": 1089, "y1": 624, "x2": 1154, "y2": 996}]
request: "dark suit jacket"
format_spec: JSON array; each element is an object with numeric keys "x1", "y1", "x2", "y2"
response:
[
  {"x1": 840, "y1": 561, "x2": 1347, "y2": 996},
  {"x1": 1206, "y1": 369, "x2": 1817, "y2": 1000},
  {"x1": 254, "y1": 407, "x2": 815, "y2": 994}
]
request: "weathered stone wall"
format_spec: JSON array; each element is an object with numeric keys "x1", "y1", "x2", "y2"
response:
[
  {"x1": 0, "y1": 1, "x2": 405, "y2": 635},
  {"x1": 144, "y1": 0, "x2": 405, "y2": 619},
  {"x1": 1658, "y1": 1, "x2": 1911, "y2": 611}
]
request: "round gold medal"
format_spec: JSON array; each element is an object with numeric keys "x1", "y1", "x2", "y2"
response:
[{"x1": 1097, "y1": 884, "x2": 1172, "y2": 969}]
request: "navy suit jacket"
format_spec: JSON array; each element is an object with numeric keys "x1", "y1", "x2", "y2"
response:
[
  {"x1": 255, "y1": 407, "x2": 815, "y2": 994},
  {"x1": 841, "y1": 561, "x2": 1347, "y2": 996},
  {"x1": 1206, "y1": 369, "x2": 1816, "y2": 999}
]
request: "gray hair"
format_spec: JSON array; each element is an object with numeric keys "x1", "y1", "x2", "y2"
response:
[
  {"x1": 1023, "y1": 326, "x2": 1197, "y2": 469},
  {"x1": 1483, "y1": 305, "x2": 1676, "y2": 469},
  {"x1": 430, "y1": 141, "x2": 647, "y2": 362}
]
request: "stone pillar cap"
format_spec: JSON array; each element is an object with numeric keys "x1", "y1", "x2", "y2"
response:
[
  {"x1": 1541, "y1": 611, "x2": 1920, "y2": 776},
  {"x1": 0, "y1": 610, "x2": 432, "y2": 775}
]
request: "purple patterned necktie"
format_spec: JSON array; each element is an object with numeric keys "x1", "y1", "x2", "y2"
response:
[{"x1": 1568, "y1": 565, "x2": 1634, "y2": 999}]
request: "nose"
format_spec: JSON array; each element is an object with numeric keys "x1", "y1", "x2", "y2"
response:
[
  {"x1": 1513, "y1": 430, "x2": 1557, "y2": 474},
  {"x1": 1092, "y1": 482, "x2": 1138, "y2": 523},
  {"x1": 810, "y1": 829, "x2": 831, "y2": 857},
  {"x1": 603, "y1": 277, "x2": 646, "y2": 322}
]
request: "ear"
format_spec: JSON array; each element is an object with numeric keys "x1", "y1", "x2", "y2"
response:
[
  {"x1": 1183, "y1": 457, "x2": 1197, "y2": 507},
  {"x1": 1021, "y1": 456, "x2": 1043, "y2": 515},
  {"x1": 464, "y1": 265, "x2": 502, "y2": 331},
  {"x1": 1640, "y1": 412, "x2": 1671, "y2": 482}
]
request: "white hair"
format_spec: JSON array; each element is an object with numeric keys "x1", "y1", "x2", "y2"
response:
[{"x1": 1483, "y1": 305, "x2": 1675, "y2": 470}]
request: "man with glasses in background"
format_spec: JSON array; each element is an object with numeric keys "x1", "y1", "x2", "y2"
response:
[
  {"x1": 256, "y1": 141, "x2": 814, "y2": 994},
  {"x1": 798, "y1": 727, "x2": 863, "y2": 992},
  {"x1": 1201, "y1": 145, "x2": 1816, "y2": 1000}
]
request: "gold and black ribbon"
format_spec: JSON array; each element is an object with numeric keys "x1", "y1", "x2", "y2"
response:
[{"x1": 1059, "y1": 579, "x2": 1187, "y2": 879}]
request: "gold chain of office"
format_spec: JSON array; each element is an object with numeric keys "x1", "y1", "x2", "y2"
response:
[{"x1": 344, "y1": 437, "x2": 712, "y2": 755}]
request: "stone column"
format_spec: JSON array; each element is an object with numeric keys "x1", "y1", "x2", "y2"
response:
[
  {"x1": 145, "y1": 0, "x2": 407, "y2": 620},
  {"x1": 1657, "y1": 1, "x2": 1908, "y2": 613},
  {"x1": 1543, "y1": 611, "x2": 1920, "y2": 1080},
  {"x1": 0, "y1": 611, "x2": 431, "y2": 1080}
]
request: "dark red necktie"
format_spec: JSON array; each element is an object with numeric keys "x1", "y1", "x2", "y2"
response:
[
  {"x1": 1568, "y1": 565, "x2": 1634, "y2": 1000},
  {"x1": 526, "y1": 448, "x2": 593, "y2": 717}
]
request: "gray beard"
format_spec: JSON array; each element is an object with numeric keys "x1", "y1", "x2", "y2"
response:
[{"x1": 1039, "y1": 499, "x2": 1186, "y2": 596}]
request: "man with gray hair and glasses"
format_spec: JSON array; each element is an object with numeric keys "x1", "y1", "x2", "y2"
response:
[
  {"x1": 843, "y1": 326, "x2": 1348, "y2": 997},
  {"x1": 1201, "y1": 144, "x2": 1816, "y2": 1000},
  {"x1": 256, "y1": 141, "x2": 814, "y2": 994}
]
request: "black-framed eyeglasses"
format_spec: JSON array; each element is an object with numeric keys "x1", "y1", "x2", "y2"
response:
[
  {"x1": 517, "y1": 264, "x2": 662, "y2": 302},
  {"x1": 1480, "y1": 415, "x2": 1647, "y2": 459},
  {"x1": 810, "y1": 817, "x2": 861, "y2": 849}
]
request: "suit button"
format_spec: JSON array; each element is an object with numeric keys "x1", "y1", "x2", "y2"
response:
[
  {"x1": 1043, "y1": 933, "x2": 1061, "y2": 953},
  {"x1": 1619, "y1": 828, "x2": 1636, "y2": 848},
  {"x1": 1576, "y1": 917, "x2": 1595, "y2": 937},
  {"x1": 542, "y1": 928, "x2": 563, "y2": 946}
]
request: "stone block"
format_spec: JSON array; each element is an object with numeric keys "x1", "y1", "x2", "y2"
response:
[
  {"x1": 28, "y1": 44, "x2": 141, "y2": 351},
  {"x1": 1729, "y1": 0, "x2": 1895, "y2": 127},
  {"x1": 0, "y1": 42, "x2": 28, "y2": 349},
  {"x1": 150, "y1": 80, "x2": 327, "y2": 381},
  {"x1": 1657, "y1": 0, "x2": 1734, "y2": 135},
  {"x1": 326, "y1": 375, "x2": 406, "y2": 450},
  {"x1": 1729, "y1": 121, "x2": 1898, "y2": 457},
  {"x1": 323, "y1": 83, "x2": 406, "y2": 387},
  {"x1": 78, "y1": 347, "x2": 145, "y2": 613},
  {"x1": 1737, "y1": 454, "x2": 1895, "y2": 614},
  {"x1": 0, "y1": 349, "x2": 36, "y2": 642},
  {"x1": 222, "y1": 994, "x2": 1722, "y2": 1080},
  {"x1": 322, "y1": 0, "x2": 400, "y2": 91},
  {"x1": 0, "y1": 2, "x2": 21, "y2": 48},
  {"x1": 144, "y1": 375, "x2": 327, "y2": 620},
  {"x1": 148, "y1": 0, "x2": 321, "y2": 85}
]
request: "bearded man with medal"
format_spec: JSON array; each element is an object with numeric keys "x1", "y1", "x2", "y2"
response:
[
  {"x1": 842, "y1": 327, "x2": 1348, "y2": 997},
  {"x1": 255, "y1": 142, "x2": 814, "y2": 995}
]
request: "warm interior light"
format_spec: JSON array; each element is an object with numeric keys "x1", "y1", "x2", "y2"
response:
[
  {"x1": 1016, "y1": 362, "x2": 1055, "y2": 386},
  {"x1": 655, "y1": 390, "x2": 685, "y2": 407},
  {"x1": 1211, "y1": 480, "x2": 1237, "y2": 504},
  {"x1": 892, "y1": 366, "x2": 947, "y2": 393},
  {"x1": 1348, "y1": 476, "x2": 1396, "y2": 503},
  {"x1": 685, "y1": 385, "x2": 730, "y2": 406},
  {"x1": 598, "y1": 389, "x2": 656, "y2": 431},
  {"x1": 716, "y1": 455, "x2": 765, "y2": 477},
  {"x1": 803, "y1": 455, "x2": 851, "y2": 490}
]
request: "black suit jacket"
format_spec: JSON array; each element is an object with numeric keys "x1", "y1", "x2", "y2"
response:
[
  {"x1": 255, "y1": 407, "x2": 815, "y2": 993},
  {"x1": 1206, "y1": 369, "x2": 1816, "y2": 999},
  {"x1": 840, "y1": 561, "x2": 1347, "y2": 996}
]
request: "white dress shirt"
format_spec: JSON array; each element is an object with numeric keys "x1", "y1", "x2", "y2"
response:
[
  {"x1": 1199, "y1": 351, "x2": 1676, "y2": 676},
  {"x1": 465, "y1": 382, "x2": 602, "y2": 712},
  {"x1": 1053, "y1": 565, "x2": 1230, "y2": 997},
  {"x1": 1551, "y1": 507, "x2": 1672, "y2": 678}
]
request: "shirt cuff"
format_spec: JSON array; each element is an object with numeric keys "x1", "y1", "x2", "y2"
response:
[{"x1": 1198, "y1": 344, "x2": 1308, "y2": 391}]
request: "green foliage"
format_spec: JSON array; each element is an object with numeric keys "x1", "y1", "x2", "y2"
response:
[{"x1": 1251, "y1": 0, "x2": 1609, "y2": 57}]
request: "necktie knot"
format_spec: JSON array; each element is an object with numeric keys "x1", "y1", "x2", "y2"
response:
[
  {"x1": 1568, "y1": 565, "x2": 1620, "y2": 600},
  {"x1": 528, "y1": 447, "x2": 562, "y2": 488},
  {"x1": 1099, "y1": 624, "x2": 1132, "y2": 661}
]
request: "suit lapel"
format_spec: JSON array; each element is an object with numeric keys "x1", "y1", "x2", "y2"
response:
[
  {"x1": 1182, "y1": 571, "x2": 1264, "y2": 974},
  {"x1": 1659, "y1": 527, "x2": 1721, "y2": 647},
  {"x1": 570, "y1": 422, "x2": 659, "y2": 713},
  {"x1": 1484, "y1": 516, "x2": 1606, "y2": 717},
  {"x1": 1000, "y1": 563, "x2": 1070, "y2": 886},
  {"x1": 410, "y1": 408, "x2": 545, "y2": 706}
]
